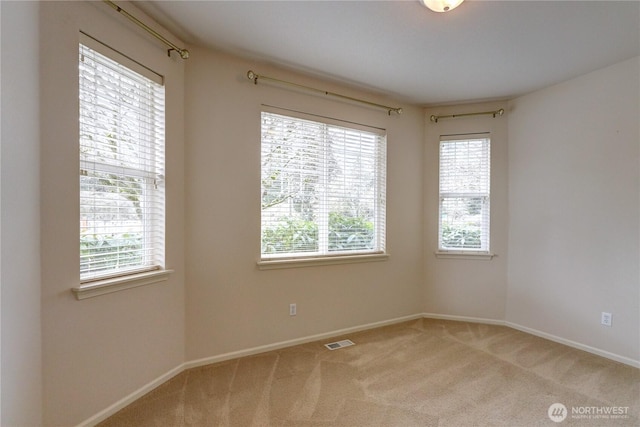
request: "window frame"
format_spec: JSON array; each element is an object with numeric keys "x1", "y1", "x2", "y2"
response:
[
  {"x1": 74, "y1": 34, "x2": 171, "y2": 298},
  {"x1": 436, "y1": 134, "x2": 493, "y2": 259},
  {"x1": 259, "y1": 107, "x2": 388, "y2": 268}
]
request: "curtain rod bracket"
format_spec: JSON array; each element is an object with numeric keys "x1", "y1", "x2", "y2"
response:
[
  {"x1": 247, "y1": 69, "x2": 402, "y2": 115},
  {"x1": 103, "y1": 0, "x2": 189, "y2": 60}
]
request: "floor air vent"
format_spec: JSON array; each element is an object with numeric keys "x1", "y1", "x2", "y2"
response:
[{"x1": 324, "y1": 339, "x2": 355, "y2": 350}]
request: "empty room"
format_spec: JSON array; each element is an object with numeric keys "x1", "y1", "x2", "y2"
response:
[{"x1": 1, "y1": 0, "x2": 638, "y2": 426}]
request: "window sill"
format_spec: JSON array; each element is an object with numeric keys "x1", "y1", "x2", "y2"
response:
[
  {"x1": 434, "y1": 251, "x2": 495, "y2": 260},
  {"x1": 258, "y1": 253, "x2": 389, "y2": 270},
  {"x1": 71, "y1": 269, "x2": 174, "y2": 300}
]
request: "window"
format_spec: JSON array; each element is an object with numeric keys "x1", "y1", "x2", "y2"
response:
[
  {"x1": 79, "y1": 37, "x2": 165, "y2": 281},
  {"x1": 438, "y1": 135, "x2": 490, "y2": 253},
  {"x1": 260, "y1": 110, "x2": 386, "y2": 261}
]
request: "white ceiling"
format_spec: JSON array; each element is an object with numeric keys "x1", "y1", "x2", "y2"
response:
[{"x1": 136, "y1": 0, "x2": 640, "y2": 106}]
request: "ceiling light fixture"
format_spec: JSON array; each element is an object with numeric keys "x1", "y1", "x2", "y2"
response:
[{"x1": 420, "y1": 0, "x2": 464, "y2": 13}]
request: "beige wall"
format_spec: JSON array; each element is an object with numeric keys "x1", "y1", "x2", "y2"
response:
[
  {"x1": 184, "y1": 46, "x2": 425, "y2": 361},
  {"x1": 423, "y1": 102, "x2": 509, "y2": 320},
  {"x1": 38, "y1": 2, "x2": 185, "y2": 425},
  {"x1": 506, "y1": 57, "x2": 640, "y2": 362},
  {"x1": 1, "y1": 2, "x2": 43, "y2": 425}
]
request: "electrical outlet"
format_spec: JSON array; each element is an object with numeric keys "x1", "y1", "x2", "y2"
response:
[
  {"x1": 601, "y1": 312, "x2": 612, "y2": 327},
  {"x1": 289, "y1": 303, "x2": 297, "y2": 316}
]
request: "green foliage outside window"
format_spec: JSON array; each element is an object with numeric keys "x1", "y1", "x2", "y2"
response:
[
  {"x1": 261, "y1": 212, "x2": 375, "y2": 254},
  {"x1": 261, "y1": 218, "x2": 319, "y2": 254},
  {"x1": 80, "y1": 232, "x2": 143, "y2": 274},
  {"x1": 440, "y1": 224, "x2": 481, "y2": 249},
  {"x1": 328, "y1": 212, "x2": 374, "y2": 251}
]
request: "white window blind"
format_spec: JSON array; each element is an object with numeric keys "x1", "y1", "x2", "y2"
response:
[
  {"x1": 438, "y1": 135, "x2": 490, "y2": 252},
  {"x1": 261, "y1": 110, "x2": 386, "y2": 259},
  {"x1": 79, "y1": 40, "x2": 165, "y2": 281}
]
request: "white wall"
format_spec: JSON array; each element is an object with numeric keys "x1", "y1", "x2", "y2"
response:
[
  {"x1": 39, "y1": 2, "x2": 185, "y2": 425},
  {"x1": 0, "y1": 2, "x2": 43, "y2": 425},
  {"x1": 423, "y1": 102, "x2": 509, "y2": 320},
  {"x1": 506, "y1": 57, "x2": 640, "y2": 363},
  {"x1": 184, "y1": 47, "x2": 425, "y2": 361}
]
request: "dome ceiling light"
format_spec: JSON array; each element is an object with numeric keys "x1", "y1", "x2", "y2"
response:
[{"x1": 420, "y1": 0, "x2": 464, "y2": 13}]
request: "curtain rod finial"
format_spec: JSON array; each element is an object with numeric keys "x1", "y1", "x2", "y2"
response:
[
  {"x1": 247, "y1": 70, "x2": 258, "y2": 84},
  {"x1": 168, "y1": 48, "x2": 189, "y2": 59}
]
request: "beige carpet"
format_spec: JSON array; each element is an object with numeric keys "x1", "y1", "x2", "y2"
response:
[{"x1": 98, "y1": 319, "x2": 640, "y2": 426}]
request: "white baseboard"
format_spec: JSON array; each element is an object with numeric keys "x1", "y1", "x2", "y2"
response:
[
  {"x1": 422, "y1": 312, "x2": 506, "y2": 326},
  {"x1": 504, "y1": 321, "x2": 640, "y2": 369},
  {"x1": 184, "y1": 313, "x2": 424, "y2": 370},
  {"x1": 421, "y1": 312, "x2": 640, "y2": 369},
  {"x1": 76, "y1": 363, "x2": 185, "y2": 427},
  {"x1": 76, "y1": 313, "x2": 422, "y2": 426},
  {"x1": 78, "y1": 312, "x2": 639, "y2": 426}
]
